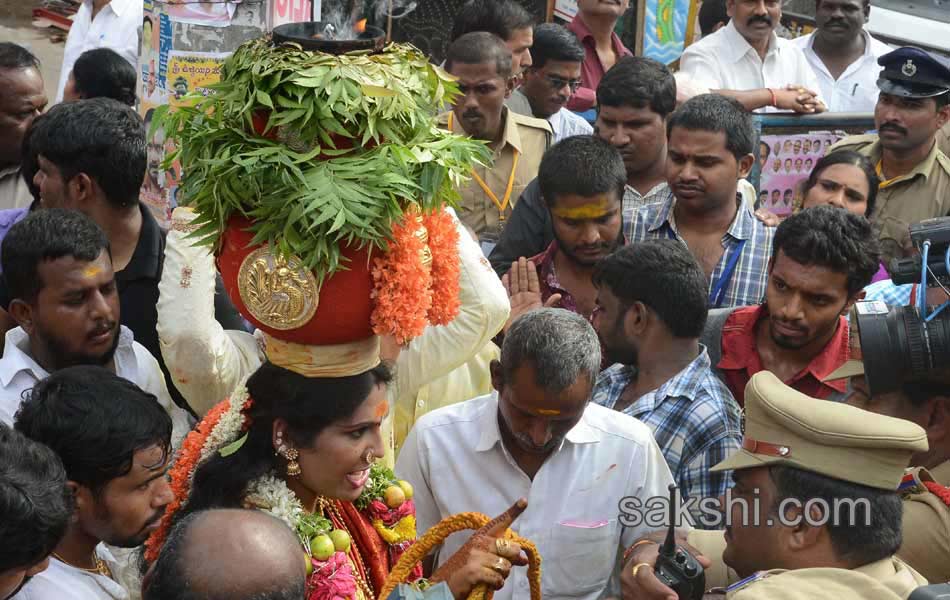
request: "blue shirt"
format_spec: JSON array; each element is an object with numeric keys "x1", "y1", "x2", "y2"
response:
[
  {"x1": 624, "y1": 191, "x2": 774, "y2": 309},
  {"x1": 591, "y1": 345, "x2": 742, "y2": 522}
]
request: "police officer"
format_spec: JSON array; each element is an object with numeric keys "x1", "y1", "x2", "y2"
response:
[
  {"x1": 619, "y1": 370, "x2": 929, "y2": 599},
  {"x1": 440, "y1": 31, "x2": 552, "y2": 255},
  {"x1": 823, "y1": 313, "x2": 950, "y2": 585},
  {"x1": 830, "y1": 47, "x2": 950, "y2": 265}
]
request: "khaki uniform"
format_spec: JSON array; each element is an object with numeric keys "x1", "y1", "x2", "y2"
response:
[
  {"x1": 938, "y1": 122, "x2": 949, "y2": 158},
  {"x1": 0, "y1": 164, "x2": 34, "y2": 210},
  {"x1": 688, "y1": 460, "x2": 950, "y2": 591},
  {"x1": 681, "y1": 371, "x2": 930, "y2": 598},
  {"x1": 439, "y1": 106, "x2": 552, "y2": 241},
  {"x1": 896, "y1": 461, "x2": 950, "y2": 584},
  {"x1": 725, "y1": 557, "x2": 927, "y2": 599},
  {"x1": 829, "y1": 134, "x2": 950, "y2": 264}
]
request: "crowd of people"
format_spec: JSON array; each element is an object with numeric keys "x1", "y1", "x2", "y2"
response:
[{"x1": 1, "y1": 0, "x2": 950, "y2": 599}]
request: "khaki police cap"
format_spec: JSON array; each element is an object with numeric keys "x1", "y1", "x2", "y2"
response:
[{"x1": 711, "y1": 371, "x2": 928, "y2": 489}]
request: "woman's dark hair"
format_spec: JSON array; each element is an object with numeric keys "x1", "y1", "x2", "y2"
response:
[
  {"x1": 176, "y1": 362, "x2": 393, "y2": 521},
  {"x1": 0, "y1": 424, "x2": 72, "y2": 572},
  {"x1": 71, "y1": 48, "x2": 137, "y2": 107},
  {"x1": 802, "y1": 150, "x2": 879, "y2": 218}
]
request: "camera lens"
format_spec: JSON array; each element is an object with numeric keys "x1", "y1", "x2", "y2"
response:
[{"x1": 856, "y1": 304, "x2": 950, "y2": 395}]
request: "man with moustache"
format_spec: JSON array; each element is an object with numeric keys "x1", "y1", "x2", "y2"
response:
[
  {"x1": 13, "y1": 366, "x2": 175, "y2": 600},
  {"x1": 439, "y1": 32, "x2": 552, "y2": 251},
  {"x1": 830, "y1": 47, "x2": 950, "y2": 264},
  {"x1": 506, "y1": 135, "x2": 625, "y2": 321},
  {"x1": 565, "y1": 0, "x2": 633, "y2": 113},
  {"x1": 0, "y1": 425, "x2": 71, "y2": 600},
  {"x1": 510, "y1": 23, "x2": 593, "y2": 142},
  {"x1": 450, "y1": 0, "x2": 536, "y2": 117},
  {"x1": 679, "y1": 0, "x2": 825, "y2": 114},
  {"x1": 489, "y1": 56, "x2": 675, "y2": 275},
  {"x1": 397, "y1": 308, "x2": 676, "y2": 600},
  {"x1": 0, "y1": 209, "x2": 190, "y2": 443},
  {"x1": 0, "y1": 43, "x2": 46, "y2": 211},
  {"x1": 590, "y1": 240, "x2": 741, "y2": 517},
  {"x1": 625, "y1": 94, "x2": 774, "y2": 309},
  {"x1": 794, "y1": 0, "x2": 892, "y2": 113},
  {"x1": 700, "y1": 206, "x2": 880, "y2": 406}
]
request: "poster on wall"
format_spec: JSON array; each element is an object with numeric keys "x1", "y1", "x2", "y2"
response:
[
  {"x1": 166, "y1": 51, "x2": 231, "y2": 106},
  {"x1": 270, "y1": 0, "x2": 320, "y2": 28},
  {"x1": 638, "y1": 0, "x2": 699, "y2": 65},
  {"x1": 554, "y1": 0, "x2": 577, "y2": 21},
  {"x1": 756, "y1": 132, "x2": 845, "y2": 216},
  {"x1": 163, "y1": 0, "x2": 239, "y2": 27}
]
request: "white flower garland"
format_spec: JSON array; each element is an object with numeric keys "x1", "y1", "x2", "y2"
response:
[
  {"x1": 244, "y1": 471, "x2": 306, "y2": 532},
  {"x1": 199, "y1": 380, "x2": 252, "y2": 464}
]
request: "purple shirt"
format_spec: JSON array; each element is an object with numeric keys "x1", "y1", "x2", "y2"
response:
[{"x1": 0, "y1": 207, "x2": 29, "y2": 271}]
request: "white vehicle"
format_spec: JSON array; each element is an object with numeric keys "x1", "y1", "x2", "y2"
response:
[{"x1": 868, "y1": 0, "x2": 950, "y2": 55}]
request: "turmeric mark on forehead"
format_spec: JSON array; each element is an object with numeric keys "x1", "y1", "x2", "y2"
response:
[{"x1": 536, "y1": 409, "x2": 561, "y2": 416}]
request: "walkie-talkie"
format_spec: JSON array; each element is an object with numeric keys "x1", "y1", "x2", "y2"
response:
[{"x1": 653, "y1": 484, "x2": 705, "y2": 600}]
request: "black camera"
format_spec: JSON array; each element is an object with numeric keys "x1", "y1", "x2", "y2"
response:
[{"x1": 853, "y1": 218, "x2": 950, "y2": 395}]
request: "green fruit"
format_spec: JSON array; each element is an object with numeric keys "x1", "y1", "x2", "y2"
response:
[
  {"x1": 305, "y1": 553, "x2": 314, "y2": 576},
  {"x1": 397, "y1": 480, "x2": 413, "y2": 500},
  {"x1": 329, "y1": 529, "x2": 351, "y2": 553},
  {"x1": 310, "y1": 534, "x2": 335, "y2": 561}
]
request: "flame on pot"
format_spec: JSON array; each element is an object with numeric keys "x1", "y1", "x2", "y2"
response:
[{"x1": 354, "y1": 19, "x2": 367, "y2": 33}]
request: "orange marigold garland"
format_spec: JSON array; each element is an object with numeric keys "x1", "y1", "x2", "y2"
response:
[
  {"x1": 421, "y1": 209, "x2": 461, "y2": 326},
  {"x1": 144, "y1": 389, "x2": 254, "y2": 562},
  {"x1": 370, "y1": 206, "x2": 432, "y2": 345}
]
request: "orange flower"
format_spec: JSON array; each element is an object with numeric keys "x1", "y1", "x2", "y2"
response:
[
  {"x1": 371, "y1": 207, "x2": 432, "y2": 345},
  {"x1": 421, "y1": 209, "x2": 460, "y2": 326},
  {"x1": 144, "y1": 397, "x2": 233, "y2": 562}
]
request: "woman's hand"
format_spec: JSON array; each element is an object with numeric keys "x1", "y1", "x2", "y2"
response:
[{"x1": 431, "y1": 499, "x2": 529, "y2": 600}]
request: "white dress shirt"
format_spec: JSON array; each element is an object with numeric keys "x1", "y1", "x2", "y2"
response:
[
  {"x1": 0, "y1": 165, "x2": 33, "y2": 211},
  {"x1": 55, "y1": 0, "x2": 142, "y2": 102},
  {"x1": 794, "y1": 31, "x2": 893, "y2": 113},
  {"x1": 0, "y1": 326, "x2": 192, "y2": 447},
  {"x1": 156, "y1": 207, "x2": 510, "y2": 464},
  {"x1": 548, "y1": 107, "x2": 594, "y2": 143},
  {"x1": 395, "y1": 392, "x2": 679, "y2": 600},
  {"x1": 14, "y1": 545, "x2": 127, "y2": 600},
  {"x1": 679, "y1": 20, "x2": 824, "y2": 112}
]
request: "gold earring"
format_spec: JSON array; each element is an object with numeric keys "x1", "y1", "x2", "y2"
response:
[{"x1": 281, "y1": 447, "x2": 301, "y2": 477}]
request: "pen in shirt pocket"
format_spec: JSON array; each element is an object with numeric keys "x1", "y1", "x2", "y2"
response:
[{"x1": 851, "y1": 83, "x2": 858, "y2": 96}]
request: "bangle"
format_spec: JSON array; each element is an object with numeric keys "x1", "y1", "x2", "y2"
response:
[
  {"x1": 623, "y1": 539, "x2": 657, "y2": 563},
  {"x1": 767, "y1": 88, "x2": 777, "y2": 107}
]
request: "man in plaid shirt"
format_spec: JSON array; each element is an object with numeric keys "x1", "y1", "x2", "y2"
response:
[
  {"x1": 624, "y1": 94, "x2": 774, "y2": 309},
  {"x1": 591, "y1": 240, "x2": 741, "y2": 524}
]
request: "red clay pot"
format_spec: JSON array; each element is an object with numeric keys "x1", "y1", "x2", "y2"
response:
[{"x1": 216, "y1": 215, "x2": 376, "y2": 345}]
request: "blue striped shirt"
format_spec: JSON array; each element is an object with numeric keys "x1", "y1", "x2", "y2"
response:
[
  {"x1": 591, "y1": 345, "x2": 742, "y2": 522},
  {"x1": 624, "y1": 191, "x2": 775, "y2": 309}
]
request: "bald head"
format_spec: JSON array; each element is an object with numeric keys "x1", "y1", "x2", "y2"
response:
[{"x1": 143, "y1": 509, "x2": 306, "y2": 600}]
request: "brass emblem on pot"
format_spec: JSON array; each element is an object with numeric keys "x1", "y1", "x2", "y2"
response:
[{"x1": 237, "y1": 246, "x2": 319, "y2": 330}]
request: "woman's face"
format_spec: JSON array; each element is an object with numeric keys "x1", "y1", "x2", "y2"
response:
[
  {"x1": 803, "y1": 163, "x2": 870, "y2": 217},
  {"x1": 291, "y1": 384, "x2": 389, "y2": 502}
]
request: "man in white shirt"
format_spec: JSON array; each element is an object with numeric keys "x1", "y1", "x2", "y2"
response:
[
  {"x1": 13, "y1": 365, "x2": 176, "y2": 600},
  {"x1": 396, "y1": 308, "x2": 677, "y2": 600},
  {"x1": 54, "y1": 0, "x2": 141, "y2": 103},
  {"x1": 510, "y1": 23, "x2": 593, "y2": 142},
  {"x1": 679, "y1": 0, "x2": 827, "y2": 114},
  {"x1": 794, "y1": 0, "x2": 892, "y2": 112},
  {"x1": 0, "y1": 43, "x2": 46, "y2": 211},
  {"x1": 0, "y1": 209, "x2": 191, "y2": 445}
]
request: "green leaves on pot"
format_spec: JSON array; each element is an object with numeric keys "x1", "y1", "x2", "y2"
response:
[{"x1": 157, "y1": 37, "x2": 490, "y2": 281}]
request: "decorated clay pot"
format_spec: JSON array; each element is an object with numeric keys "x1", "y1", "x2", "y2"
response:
[{"x1": 216, "y1": 215, "x2": 376, "y2": 345}]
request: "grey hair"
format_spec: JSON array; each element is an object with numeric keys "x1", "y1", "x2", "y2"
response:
[{"x1": 500, "y1": 308, "x2": 601, "y2": 392}]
